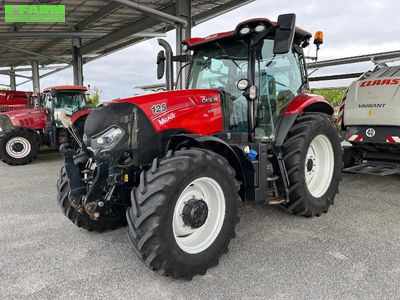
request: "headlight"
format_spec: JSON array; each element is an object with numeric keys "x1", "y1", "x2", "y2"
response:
[
  {"x1": 255, "y1": 24, "x2": 266, "y2": 33},
  {"x1": 0, "y1": 115, "x2": 13, "y2": 133},
  {"x1": 239, "y1": 26, "x2": 250, "y2": 35},
  {"x1": 91, "y1": 126, "x2": 125, "y2": 151}
]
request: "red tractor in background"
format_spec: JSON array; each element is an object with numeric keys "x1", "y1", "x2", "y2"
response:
[
  {"x1": 0, "y1": 90, "x2": 33, "y2": 112},
  {"x1": 57, "y1": 14, "x2": 342, "y2": 279},
  {"x1": 0, "y1": 85, "x2": 91, "y2": 165}
]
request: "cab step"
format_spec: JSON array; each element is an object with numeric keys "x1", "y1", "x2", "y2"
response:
[
  {"x1": 265, "y1": 197, "x2": 285, "y2": 205},
  {"x1": 267, "y1": 175, "x2": 279, "y2": 182}
]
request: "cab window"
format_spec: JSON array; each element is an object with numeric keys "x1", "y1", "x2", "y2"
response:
[
  {"x1": 188, "y1": 40, "x2": 249, "y2": 132},
  {"x1": 255, "y1": 39, "x2": 303, "y2": 140}
]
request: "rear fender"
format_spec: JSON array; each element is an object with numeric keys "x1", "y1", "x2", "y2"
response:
[
  {"x1": 71, "y1": 109, "x2": 91, "y2": 125},
  {"x1": 167, "y1": 134, "x2": 246, "y2": 201},
  {"x1": 276, "y1": 94, "x2": 334, "y2": 148}
]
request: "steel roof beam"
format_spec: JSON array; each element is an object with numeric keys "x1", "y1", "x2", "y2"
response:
[
  {"x1": 309, "y1": 72, "x2": 364, "y2": 82},
  {"x1": 308, "y1": 50, "x2": 400, "y2": 69},
  {"x1": 193, "y1": 0, "x2": 255, "y2": 25},
  {"x1": 0, "y1": 31, "x2": 163, "y2": 39},
  {"x1": 0, "y1": 44, "x2": 70, "y2": 64},
  {"x1": 0, "y1": 65, "x2": 69, "y2": 72},
  {"x1": 9, "y1": 69, "x2": 16, "y2": 90},
  {"x1": 0, "y1": 70, "x2": 32, "y2": 80},
  {"x1": 112, "y1": 0, "x2": 187, "y2": 26},
  {"x1": 16, "y1": 65, "x2": 72, "y2": 87},
  {"x1": 80, "y1": 3, "x2": 176, "y2": 55},
  {"x1": 0, "y1": 31, "x2": 109, "y2": 38},
  {"x1": 33, "y1": 2, "x2": 124, "y2": 56},
  {"x1": 76, "y1": 2, "x2": 123, "y2": 31}
]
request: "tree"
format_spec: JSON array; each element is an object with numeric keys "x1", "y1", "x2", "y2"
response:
[
  {"x1": 309, "y1": 89, "x2": 346, "y2": 107},
  {"x1": 87, "y1": 86, "x2": 101, "y2": 108}
]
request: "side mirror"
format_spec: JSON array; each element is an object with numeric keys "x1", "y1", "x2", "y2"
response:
[
  {"x1": 156, "y1": 50, "x2": 165, "y2": 80},
  {"x1": 50, "y1": 89, "x2": 56, "y2": 98},
  {"x1": 273, "y1": 13, "x2": 296, "y2": 54}
]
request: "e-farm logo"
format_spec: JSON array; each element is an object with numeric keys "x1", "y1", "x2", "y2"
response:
[{"x1": 5, "y1": 4, "x2": 65, "y2": 23}]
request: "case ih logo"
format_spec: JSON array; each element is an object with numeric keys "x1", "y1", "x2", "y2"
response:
[
  {"x1": 202, "y1": 97, "x2": 218, "y2": 103},
  {"x1": 360, "y1": 79, "x2": 400, "y2": 87},
  {"x1": 5, "y1": 1, "x2": 65, "y2": 23}
]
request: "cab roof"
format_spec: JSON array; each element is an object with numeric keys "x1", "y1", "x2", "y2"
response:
[
  {"x1": 183, "y1": 18, "x2": 312, "y2": 48},
  {"x1": 43, "y1": 85, "x2": 87, "y2": 92}
]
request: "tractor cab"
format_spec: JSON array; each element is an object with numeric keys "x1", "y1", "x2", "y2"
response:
[
  {"x1": 186, "y1": 36, "x2": 306, "y2": 140},
  {"x1": 158, "y1": 15, "x2": 315, "y2": 142},
  {"x1": 43, "y1": 85, "x2": 88, "y2": 128}
]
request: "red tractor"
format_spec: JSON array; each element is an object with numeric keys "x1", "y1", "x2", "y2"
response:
[
  {"x1": 0, "y1": 85, "x2": 91, "y2": 165},
  {"x1": 57, "y1": 15, "x2": 342, "y2": 279},
  {"x1": 0, "y1": 90, "x2": 33, "y2": 112}
]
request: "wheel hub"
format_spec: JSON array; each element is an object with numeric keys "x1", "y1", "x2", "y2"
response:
[
  {"x1": 6, "y1": 136, "x2": 31, "y2": 159},
  {"x1": 182, "y1": 199, "x2": 208, "y2": 228},
  {"x1": 306, "y1": 158, "x2": 314, "y2": 172}
]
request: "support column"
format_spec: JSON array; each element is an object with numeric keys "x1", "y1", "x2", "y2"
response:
[
  {"x1": 72, "y1": 38, "x2": 83, "y2": 86},
  {"x1": 175, "y1": 0, "x2": 191, "y2": 90},
  {"x1": 31, "y1": 60, "x2": 40, "y2": 94},
  {"x1": 10, "y1": 68, "x2": 16, "y2": 91}
]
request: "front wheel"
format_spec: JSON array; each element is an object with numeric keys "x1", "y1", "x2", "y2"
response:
[
  {"x1": 126, "y1": 148, "x2": 241, "y2": 279},
  {"x1": 282, "y1": 113, "x2": 342, "y2": 217},
  {"x1": 0, "y1": 128, "x2": 39, "y2": 165}
]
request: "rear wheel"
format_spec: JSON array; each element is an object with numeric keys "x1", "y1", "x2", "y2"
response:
[
  {"x1": 57, "y1": 166, "x2": 127, "y2": 232},
  {"x1": 0, "y1": 128, "x2": 39, "y2": 165},
  {"x1": 126, "y1": 148, "x2": 241, "y2": 279},
  {"x1": 282, "y1": 113, "x2": 342, "y2": 217}
]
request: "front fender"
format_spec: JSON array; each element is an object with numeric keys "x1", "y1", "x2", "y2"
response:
[{"x1": 167, "y1": 134, "x2": 247, "y2": 201}]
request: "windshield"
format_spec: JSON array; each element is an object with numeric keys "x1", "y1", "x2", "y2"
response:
[
  {"x1": 54, "y1": 91, "x2": 86, "y2": 114},
  {"x1": 188, "y1": 39, "x2": 249, "y2": 131}
]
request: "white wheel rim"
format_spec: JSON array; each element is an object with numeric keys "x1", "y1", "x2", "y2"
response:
[
  {"x1": 5, "y1": 137, "x2": 31, "y2": 159},
  {"x1": 172, "y1": 177, "x2": 226, "y2": 254},
  {"x1": 304, "y1": 134, "x2": 334, "y2": 198}
]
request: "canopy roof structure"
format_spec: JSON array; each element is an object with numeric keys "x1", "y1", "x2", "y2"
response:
[{"x1": 0, "y1": 0, "x2": 254, "y2": 91}]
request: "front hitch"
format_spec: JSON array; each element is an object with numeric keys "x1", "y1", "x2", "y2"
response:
[
  {"x1": 61, "y1": 143, "x2": 111, "y2": 218},
  {"x1": 82, "y1": 156, "x2": 109, "y2": 217}
]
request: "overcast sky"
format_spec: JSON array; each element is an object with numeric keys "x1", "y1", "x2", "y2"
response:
[{"x1": 2, "y1": 0, "x2": 400, "y2": 99}]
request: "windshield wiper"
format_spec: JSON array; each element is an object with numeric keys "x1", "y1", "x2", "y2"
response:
[{"x1": 215, "y1": 42, "x2": 241, "y2": 70}]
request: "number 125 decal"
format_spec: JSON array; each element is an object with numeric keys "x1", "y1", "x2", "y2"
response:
[{"x1": 151, "y1": 103, "x2": 167, "y2": 114}]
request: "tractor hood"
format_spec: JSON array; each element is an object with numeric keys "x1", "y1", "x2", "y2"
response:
[
  {"x1": 83, "y1": 89, "x2": 223, "y2": 165},
  {"x1": 87, "y1": 89, "x2": 223, "y2": 135},
  {"x1": 0, "y1": 108, "x2": 47, "y2": 130}
]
